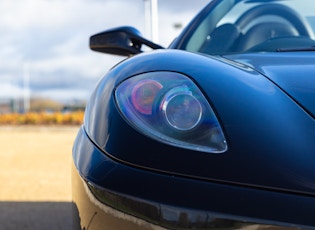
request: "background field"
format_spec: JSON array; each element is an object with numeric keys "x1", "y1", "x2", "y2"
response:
[{"x1": 0, "y1": 126, "x2": 79, "y2": 229}]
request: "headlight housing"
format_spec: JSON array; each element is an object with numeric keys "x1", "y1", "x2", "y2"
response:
[{"x1": 115, "y1": 72, "x2": 227, "y2": 153}]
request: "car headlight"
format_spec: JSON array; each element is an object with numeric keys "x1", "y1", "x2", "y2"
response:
[{"x1": 115, "y1": 72, "x2": 227, "y2": 153}]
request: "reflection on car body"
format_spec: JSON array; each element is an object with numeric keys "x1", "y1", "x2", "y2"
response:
[{"x1": 72, "y1": 0, "x2": 315, "y2": 229}]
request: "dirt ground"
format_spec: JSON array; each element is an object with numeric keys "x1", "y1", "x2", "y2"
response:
[{"x1": 0, "y1": 126, "x2": 80, "y2": 229}]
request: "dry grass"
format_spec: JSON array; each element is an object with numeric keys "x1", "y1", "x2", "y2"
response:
[
  {"x1": 0, "y1": 111, "x2": 84, "y2": 125},
  {"x1": 0, "y1": 126, "x2": 80, "y2": 201}
]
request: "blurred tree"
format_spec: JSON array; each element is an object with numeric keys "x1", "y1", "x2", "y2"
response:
[{"x1": 30, "y1": 98, "x2": 63, "y2": 112}]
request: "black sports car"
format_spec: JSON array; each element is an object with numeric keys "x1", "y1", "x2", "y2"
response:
[{"x1": 72, "y1": 0, "x2": 315, "y2": 229}]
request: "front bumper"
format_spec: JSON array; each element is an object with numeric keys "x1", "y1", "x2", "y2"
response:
[{"x1": 72, "y1": 126, "x2": 315, "y2": 229}]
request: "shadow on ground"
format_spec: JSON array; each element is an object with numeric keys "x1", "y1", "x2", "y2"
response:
[{"x1": 0, "y1": 201, "x2": 79, "y2": 230}]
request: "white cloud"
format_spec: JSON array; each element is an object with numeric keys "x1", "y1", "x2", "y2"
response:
[
  {"x1": 0, "y1": 0, "x2": 210, "y2": 102},
  {"x1": 0, "y1": 83, "x2": 24, "y2": 99},
  {"x1": 0, "y1": 0, "x2": 144, "y2": 31}
]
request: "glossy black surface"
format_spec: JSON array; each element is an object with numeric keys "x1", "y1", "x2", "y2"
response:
[
  {"x1": 73, "y1": 127, "x2": 315, "y2": 229},
  {"x1": 84, "y1": 50, "x2": 315, "y2": 196},
  {"x1": 90, "y1": 26, "x2": 163, "y2": 56},
  {"x1": 73, "y1": 0, "x2": 315, "y2": 229},
  {"x1": 226, "y1": 52, "x2": 315, "y2": 118}
]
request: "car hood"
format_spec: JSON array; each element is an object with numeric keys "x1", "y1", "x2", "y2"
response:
[{"x1": 225, "y1": 52, "x2": 315, "y2": 119}]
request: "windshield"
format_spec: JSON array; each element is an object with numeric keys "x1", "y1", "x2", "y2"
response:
[{"x1": 181, "y1": 0, "x2": 315, "y2": 55}]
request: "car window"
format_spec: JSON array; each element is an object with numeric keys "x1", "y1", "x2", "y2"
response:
[{"x1": 183, "y1": 0, "x2": 315, "y2": 55}]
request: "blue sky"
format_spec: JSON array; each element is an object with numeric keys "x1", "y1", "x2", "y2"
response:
[{"x1": 0, "y1": 0, "x2": 209, "y2": 102}]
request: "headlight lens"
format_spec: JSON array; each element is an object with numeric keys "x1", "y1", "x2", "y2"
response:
[
  {"x1": 115, "y1": 72, "x2": 227, "y2": 153},
  {"x1": 162, "y1": 86, "x2": 202, "y2": 131}
]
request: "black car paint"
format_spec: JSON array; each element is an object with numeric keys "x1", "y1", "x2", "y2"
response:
[
  {"x1": 226, "y1": 52, "x2": 315, "y2": 118},
  {"x1": 72, "y1": 0, "x2": 315, "y2": 229},
  {"x1": 73, "y1": 49, "x2": 315, "y2": 229},
  {"x1": 72, "y1": 126, "x2": 315, "y2": 229},
  {"x1": 83, "y1": 49, "x2": 315, "y2": 196}
]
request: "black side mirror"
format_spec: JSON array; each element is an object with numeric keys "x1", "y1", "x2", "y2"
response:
[{"x1": 89, "y1": 26, "x2": 164, "y2": 56}]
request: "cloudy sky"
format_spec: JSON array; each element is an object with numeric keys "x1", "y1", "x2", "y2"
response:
[{"x1": 0, "y1": 0, "x2": 209, "y2": 103}]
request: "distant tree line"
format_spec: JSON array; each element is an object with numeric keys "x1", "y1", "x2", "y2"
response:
[
  {"x1": 0, "y1": 97, "x2": 86, "y2": 114},
  {"x1": 0, "y1": 111, "x2": 84, "y2": 125}
]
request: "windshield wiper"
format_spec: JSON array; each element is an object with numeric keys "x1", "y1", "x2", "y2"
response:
[{"x1": 277, "y1": 46, "x2": 315, "y2": 52}]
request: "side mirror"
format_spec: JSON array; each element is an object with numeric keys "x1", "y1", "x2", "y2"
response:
[{"x1": 89, "y1": 26, "x2": 164, "y2": 56}]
